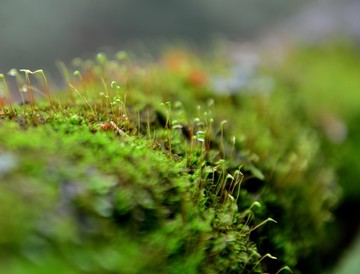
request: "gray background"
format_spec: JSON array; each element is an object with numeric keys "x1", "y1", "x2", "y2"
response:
[{"x1": 0, "y1": 0, "x2": 359, "y2": 76}]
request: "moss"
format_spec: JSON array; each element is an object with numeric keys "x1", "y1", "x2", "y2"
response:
[
  {"x1": 1, "y1": 44, "x2": 358, "y2": 273},
  {"x1": 0, "y1": 103, "x2": 263, "y2": 273},
  {"x1": 273, "y1": 42, "x2": 360, "y2": 271}
]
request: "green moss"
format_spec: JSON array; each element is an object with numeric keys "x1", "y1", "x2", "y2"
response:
[
  {"x1": 0, "y1": 106, "x2": 264, "y2": 273},
  {"x1": 1, "y1": 44, "x2": 358, "y2": 273}
]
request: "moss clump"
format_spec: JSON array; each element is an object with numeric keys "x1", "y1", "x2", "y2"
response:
[
  {"x1": 0, "y1": 114, "x2": 266, "y2": 273},
  {"x1": 273, "y1": 43, "x2": 360, "y2": 271},
  {"x1": 1, "y1": 44, "x2": 355, "y2": 273}
]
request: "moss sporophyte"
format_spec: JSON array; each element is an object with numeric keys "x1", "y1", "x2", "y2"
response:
[{"x1": 0, "y1": 45, "x2": 351, "y2": 274}]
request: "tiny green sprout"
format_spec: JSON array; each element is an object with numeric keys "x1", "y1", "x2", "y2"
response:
[
  {"x1": 263, "y1": 253, "x2": 277, "y2": 260},
  {"x1": 111, "y1": 81, "x2": 121, "y2": 90},
  {"x1": 73, "y1": 70, "x2": 81, "y2": 77},
  {"x1": 8, "y1": 68, "x2": 26, "y2": 106},
  {"x1": 33, "y1": 69, "x2": 44, "y2": 74},
  {"x1": 113, "y1": 97, "x2": 123, "y2": 105},
  {"x1": 248, "y1": 165, "x2": 265, "y2": 180},
  {"x1": 231, "y1": 136, "x2": 236, "y2": 146},
  {"x1": 0, "y1": 74, "x2": 4, "y2": 81},
  {"x1": 56, "y1": 61, "x2": 70, "y2": 82},
  {"x1": 19, "y1": 69, "x2": 36, "y2": 112},
  {"x1": 276, "y1": 266, "x2": 293, "y2": 274},
  {"x1": 96, "y1": 52, "x2": 107, "y2": 64},
  {"x1": 220, "y1": 120, "x2": 228, "y2": 127},
  {"x1": 250, "y1": 217, "x2": 277, "y2": 233},
  {"x1": 207, "y1": 98, "x2": 214, "y2": 107},
  {"x1": 33, "y1": 69, "x2": 54, "y2": 111},
  {"x1": 21, "y1": 85, "x2": 28, "y2": 93},
  {"x1": 231, "y1": 169, "x2": 244, "y2": 202},
  {"x1": 215, "y1": 158, "x2": 226, "y2": 167},
  {"x1": 227, "y1": 193, "x2": 235, "y2": 201},
  {"x1": 232, "y1": 170, "x2": 243, "y2": 187},
  {"x1": 173, "y1": 101, "x2": 183, "y2": 109},
  {"x1": 115, "y1": 50, "x2": 128, "y2": 61},
  {"x1": 19, "y1": 69, "x2": 33, "y2": 75},
  {"x1": 7, "y1": 69, "x2": 17, "y2": 77},
  {"x1": 219, "y1": 120, "x2": 228, "y2": 158},
  {"x1": 225, "y1": 173, "x2": 234, "y2": 181},
  {"x1": 160, "y1": 101, "x2": 172, "y2": 129},
  {"x1": 68, "y1": 83, "x2": 94, "y2": 113},
  {"x1": 171, "y1": 120, "x2": 182, "y2": 130},
  {"x1": 250, "y1": 253, "x2": 277, "y2": 273},
  {"x1": 194, "y1": 130, "x2": 206, "y2": 142},
  {"x1": 234, "y1": 169, "x2": 243, "y2": 177},
  {"x1": 0, "y1": 74, "x2": 13, "y2": 112},
  {"x1": 249, "y1": 201, "x2": 261, "y2": 210}
]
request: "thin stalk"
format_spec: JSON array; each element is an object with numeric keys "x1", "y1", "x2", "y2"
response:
[
  {"x1": 249, "y1": 253, "x2": 277, "y2": 274},
  {"x1": 68, "y1": 83, "x2": 94, "y2": 114},
  {"x1": 34, "y1": 69, "x2": 54, "y2": 111},
  {"x1": 0, "y1": 74, "x2": 14, "y2": 114},
  {"x1": 19, "y1": 69, "x2": 35, "y2": 113},
  {"x1": 8, "y1": 69, "x2": 26, "y2": 111},
  {"x1": 220, "y1": 120, "x2": 227, "y2": 159}
]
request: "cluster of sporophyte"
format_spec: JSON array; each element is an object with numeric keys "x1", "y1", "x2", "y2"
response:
[
  {"x1": 272, "y1": 43, "x2": 360, "y2": 271},
  {"x1": 0, "y1": 47, "x2": 342, "y2": 273}
]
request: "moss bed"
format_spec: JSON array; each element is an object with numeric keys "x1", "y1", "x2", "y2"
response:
[{"x1": 0, "y1": 43, "x2": 359, "y2": 273}]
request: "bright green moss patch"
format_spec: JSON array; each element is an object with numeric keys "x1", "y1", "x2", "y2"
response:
[
  {"x1": 1, "y1": 43, "x2": 359, "y2": 273},
  {"x1": 0, "y1": 108, "x2": 264, "y2": 273}
]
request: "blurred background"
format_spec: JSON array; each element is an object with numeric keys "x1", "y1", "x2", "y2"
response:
[
  {"x1": 0, "y1": 0, "x2": 359, "y2": 77},
  {"x1": 1, "y1": 0, "x2": 360, "y2": 273}
]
